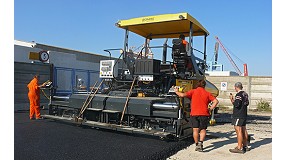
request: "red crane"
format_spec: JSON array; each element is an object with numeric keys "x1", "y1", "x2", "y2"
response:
[{"x1": 214, "y1": 36, "x2": 248, "y2": 76}]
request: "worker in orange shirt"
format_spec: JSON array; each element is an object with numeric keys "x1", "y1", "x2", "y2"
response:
[
  {"x1": 179, "y1": 34, "x2": 188, "y2": 50},
  {"x1": 174, "y1": 79, "x2": 219, "y2": 152},
  {"x1": 179, "y1": 34, "x2": 193, "y2": 71},
  {"x1": 27, "y1": 74, "x2": 46, "y2": 120}
]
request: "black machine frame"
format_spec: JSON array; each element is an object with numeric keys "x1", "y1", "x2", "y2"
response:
[{"x1": 43, "y1": 13, "x2": 219, "y2": 140}]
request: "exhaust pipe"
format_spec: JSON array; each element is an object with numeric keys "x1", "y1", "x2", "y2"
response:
[{"x1": 152, "y1": 102, "x2": 179, "y2": 110}]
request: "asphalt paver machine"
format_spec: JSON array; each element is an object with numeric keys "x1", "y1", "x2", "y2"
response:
[{"x1": 43, "y1": 13, "x2": 219, "y2": 140}]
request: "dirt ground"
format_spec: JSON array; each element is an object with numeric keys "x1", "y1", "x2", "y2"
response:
[{"x1": 167, "y1": 111, "x2": 272, "y2": 160}]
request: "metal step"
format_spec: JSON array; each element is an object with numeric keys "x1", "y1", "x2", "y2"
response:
[
  {"x1": 102, "y1": 110, "x2": 121, "y2": 113},
  {"x1": 86, "y1": 108, "x2": 102, "y2": 111},
  {"x1": 41, "y1": 114, "x2": 172, "y2": 138},
  {"x1": 51, "y1": 101, "x2": 69, "y2": 107}
]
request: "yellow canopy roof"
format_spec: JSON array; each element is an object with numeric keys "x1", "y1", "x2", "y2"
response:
[{"x1": 116, "y1": 12, "x2": 209, "y2": 39}]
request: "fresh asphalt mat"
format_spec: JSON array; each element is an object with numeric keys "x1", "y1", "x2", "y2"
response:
[{"x1": 15, "y1": 111, "x2": 193, "y2": 160}]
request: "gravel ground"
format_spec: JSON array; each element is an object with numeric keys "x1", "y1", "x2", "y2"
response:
[{"x1": 167, "y1": 111, "x2": 272, "y2": 160}]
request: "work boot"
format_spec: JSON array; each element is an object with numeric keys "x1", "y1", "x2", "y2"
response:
[
  {"x1": 195, "y1": 142, "x2": 203, "y2": 152},
  {"x1": 36, "y1": 117, "x2": 44, "y2": 120},
  {"x1": 229, "y1": 147, "x2": 245, "y2": 154}
]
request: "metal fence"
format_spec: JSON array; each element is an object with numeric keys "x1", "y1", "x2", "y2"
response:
[{"x1": 53, "y1": 67, "x2": 100, "y2": 96}]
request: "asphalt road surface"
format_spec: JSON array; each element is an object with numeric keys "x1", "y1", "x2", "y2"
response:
[{"x1": 15, "y1": 110, "x2": 193, "y2": 160}]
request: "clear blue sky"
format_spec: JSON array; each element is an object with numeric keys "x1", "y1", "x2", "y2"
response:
[{"x1": 14, "y1": 0, "x2": 272, "y2": 76}]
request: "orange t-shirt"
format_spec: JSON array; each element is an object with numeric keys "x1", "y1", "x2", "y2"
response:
[
  {"x1": 185, "y1": 87, "x2": 216, "y2": 116},
  {"x1": 182, "y1": 40, "x2": 188, "y2": 47}
]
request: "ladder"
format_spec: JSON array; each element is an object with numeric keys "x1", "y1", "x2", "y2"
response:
[{"x1": 75, "y1": 79, "x2": 104, "y2": 122}]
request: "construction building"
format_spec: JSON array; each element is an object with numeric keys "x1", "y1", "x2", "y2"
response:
[{"x1": 14, "y1": 40, "x2": 109, "y2": 110}]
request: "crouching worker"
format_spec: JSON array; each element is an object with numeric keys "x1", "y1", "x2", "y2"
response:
[
  {"x1": 174, "y1": 79, "x2": 219, "y2": 152},
  {"x1": 27, "y1": 74, "x2": 47, "y2": 120}
]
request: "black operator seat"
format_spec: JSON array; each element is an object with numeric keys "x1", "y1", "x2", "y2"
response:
[{"x1": 172, "y1": 39, "x2": 186, "y2": 55}]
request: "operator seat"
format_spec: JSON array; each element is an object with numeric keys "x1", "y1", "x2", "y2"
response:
[
  {"x1": 172, "y1": 39, "x2": 186, "y2": 54},
  {"x1": 172, "y1": 39, "x2": 187, "y2": 78}
]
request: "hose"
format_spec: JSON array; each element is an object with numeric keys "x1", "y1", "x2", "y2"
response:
[{"x1": 41, "y1": 89, "x2": 50, "y2": 100}]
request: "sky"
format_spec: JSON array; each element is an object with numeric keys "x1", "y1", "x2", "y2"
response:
[{"x1": 13, "y1": 0, "x2": 272, "y2": 76}]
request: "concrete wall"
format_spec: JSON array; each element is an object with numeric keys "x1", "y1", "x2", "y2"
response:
[
  {"x1": 14, "y1": 42, "x2": 42, "y2": 63},
  {"x1": 14, "y1": 40, "x2": 110, "y2": 96},
  {"x1": 48, "y1": 50, "x2": 100, "y2": 71},
  {"x1": 206, "y1": 76, "x2": 272, "y2": 110},
  {"x1": 14, "y1": 40, "x2": 108, "y2": 71}
]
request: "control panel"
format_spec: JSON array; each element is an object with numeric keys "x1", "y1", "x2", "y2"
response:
[{"x1": 99, "y1": 60, "x2": 118, "y2": 78}]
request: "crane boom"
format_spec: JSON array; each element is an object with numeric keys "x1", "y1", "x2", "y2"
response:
[{"x1": 214, "y1": 36, "x2": 242, "y2": 75}]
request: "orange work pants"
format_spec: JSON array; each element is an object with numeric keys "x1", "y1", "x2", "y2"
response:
[{"x1": 28, "y1": 93, "x2": 41, "y2": 119}]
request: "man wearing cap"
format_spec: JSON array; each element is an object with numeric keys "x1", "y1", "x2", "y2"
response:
[{"x1": 229, "y1": 82, "x2": 250, "y2": 153}]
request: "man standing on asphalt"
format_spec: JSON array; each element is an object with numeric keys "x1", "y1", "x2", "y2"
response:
[
  {"x1": 27, "y1": 74, "x2": 47, "y2": 120},
  {"x1": 174, "y1": 79, "x2": 219, "y2": 152},
  {"x1": 229, "y1": 82, "x2": 250, "y2": 154}
]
